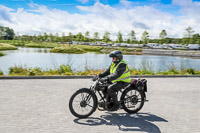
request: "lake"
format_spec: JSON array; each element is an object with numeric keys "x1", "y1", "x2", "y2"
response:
[{"x1": 0, "y1": 47, "x2": 200, "y2": 74}]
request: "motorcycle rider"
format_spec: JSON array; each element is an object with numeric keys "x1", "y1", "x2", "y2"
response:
[{"x1": 95, "y1": 50, "x2": 131, "y2": 111}]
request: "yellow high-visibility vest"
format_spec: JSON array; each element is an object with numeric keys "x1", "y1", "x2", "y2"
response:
[{"x1": 110, "y1": 59, "x2": 131, "y2": 83}]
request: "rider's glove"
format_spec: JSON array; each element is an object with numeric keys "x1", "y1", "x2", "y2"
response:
[
  {"x1": 99, "y1": 77, "x2": 109, "y2": 82},
  {"x1": 92, "y1": 75, "x2": 99, "y2": 81}
]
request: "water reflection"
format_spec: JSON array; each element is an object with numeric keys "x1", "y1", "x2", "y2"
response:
[{"x1": 0, "y1": 47, "x2": 200, "y2": 74}]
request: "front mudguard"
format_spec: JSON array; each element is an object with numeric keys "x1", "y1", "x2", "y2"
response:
[{"x1": 76, "y1": 88, "x2": 98, "y2": 102}]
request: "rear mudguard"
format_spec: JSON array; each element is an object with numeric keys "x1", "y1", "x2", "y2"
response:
[{"x1": 123, "y1": 86, "x2": 148, "y2": 102}]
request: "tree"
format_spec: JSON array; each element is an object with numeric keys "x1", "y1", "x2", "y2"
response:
[
  {"x1": 103, "y1": 31, "x2": 110, "y2": 43},
  {"x1": 159, "y1": 29, "x2": 167, "y2": 39},
  {"x1": 129, "y1": 30, "x2": 136, "y2": 43},
  {"x1": 0, "y1": 26, "x2": 15, "y2": 40},
  {"x1": 54, "y1": 33, "x2": 60, "y2": 42},
  {"x1": 0, "y1": 26, "x2": 4, "y2": 40},
  {"x1": 43, "y1": 32, "x2": 48, "y2": 41},
  {"x1": 93, "y1": 32, "x2": 99, "y2": 42},
  {"x1": 126, "y1": 38, "x2": 131, "y2": 44},
  {"x1": 192, "y1": 34, "x2": 200, "y2": 44},
  {"x1": 37, "y1": 34, "x2": 43, "y2": 42},
  {"x1": 184, "y1": 26, "x2": 194, "y2": 38},
  {"x1": 68, "y1": 32, "x2": 74, "y2": 42},
  {"x1": 48, "y1": 33, "x2": 54, "y2": 42},
  {"x1": 141, "y1": 31, "x2": 149, "y2": 44},
  {"x1": 76, "y1": 32, "x2": 83, "y2": 42},
  {"x1": 61, "y1": 32, "x2": 66, "y2": 43},
  {"x1": 116, "y1": 31, "x2": 123, "y2": 43},
  {"x1": 84, "y1": 31, "x2": 90, "y2": 42}
]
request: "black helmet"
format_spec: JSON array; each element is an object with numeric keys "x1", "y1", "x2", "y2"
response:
[{"x1": 109, "y1": 50, "x2": 123, "y2": 63}]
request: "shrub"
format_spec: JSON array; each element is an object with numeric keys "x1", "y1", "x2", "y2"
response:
[
  {"x1": 0, "y1": 70, "x2": 3, "y2": 75},
  {"x1": 186, "y1": 68, "x2": 195, "y2": 75},
  {"x1": 9, "y1": 66, "x2": 29, "y2": 75},
  {"x1": 0, "y1": 52, "x2": 5, "y2": 56},
  {"x1": 58, "y1": 64, "x2": 73, "y2": 74},
  {"x1": 28, "y1": 67, "x2": 42, "y2": 76}
]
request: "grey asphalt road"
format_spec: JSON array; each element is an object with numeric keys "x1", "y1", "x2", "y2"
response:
[{"x1": 0, "y1": 78, "x2": 200, "y2": 133}]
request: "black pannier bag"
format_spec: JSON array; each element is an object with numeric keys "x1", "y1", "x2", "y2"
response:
[{"x1": 130, "y1": 79, "x2": 147, "y2": 92}]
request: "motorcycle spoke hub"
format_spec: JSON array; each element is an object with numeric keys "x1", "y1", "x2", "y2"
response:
[
  {"x1": 80, "y1": 100, "x2": 87, "y2": 108},
  {"x1": 130, "y1": 95, "x2": 138, "y2": 105}
]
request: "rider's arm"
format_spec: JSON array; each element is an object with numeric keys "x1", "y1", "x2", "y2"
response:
[
  {"x1": 98, "y1": 66, "x2": 111, "y2": 78},
  {"x1": 107, "y1": 63, "x2": 126, "y2": 81}
]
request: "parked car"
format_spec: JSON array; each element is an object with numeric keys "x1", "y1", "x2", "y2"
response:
[
  {"x1": 187, "y1": 44, "x2": 200, "y2": 50},
  {"x1": 113, "y1": 43, "x2": 121, "y2": 46}
]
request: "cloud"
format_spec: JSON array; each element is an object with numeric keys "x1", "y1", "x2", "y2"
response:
[
  {"x1": 132, "y1": 22, "x2": 150, "y2": 30},
  {"x1": 120, "y1": 0, "x2": 132, "y2": 7},
  {"x1": 77, "y1": 0, "x2": 89, "y2": 4},
  {"x1": 0, "y1": 5, "x2": 13, "y2": 22},
  {"x1": 0, "y1": 1, "x2": 200, "y2": 39},
  {"x1": 171, "y1": 0, "x2": 200, "y2": 36}
]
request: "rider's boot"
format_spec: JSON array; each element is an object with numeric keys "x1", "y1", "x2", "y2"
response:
[
  {"x1": 107, "y1": 93, "x2": 120, "y2": 111},
  {"x1": 98, "y1": 101, "x2": 105, "y2": 108}
]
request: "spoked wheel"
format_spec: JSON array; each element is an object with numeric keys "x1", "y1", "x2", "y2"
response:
[
  {"x1": 69, "y1": 88, "x2": 97, "y2": 118},
  {"x1": 121, "y1": 87, "x2": 145, "y2": 113}
]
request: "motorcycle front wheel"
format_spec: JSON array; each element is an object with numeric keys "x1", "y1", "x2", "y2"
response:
[
  {"x1": 121, "y1": 87, "x2": 145, "y2": 113},
  {"x1": 69, "y1": 88, "x2": 97, "y2": 118}
]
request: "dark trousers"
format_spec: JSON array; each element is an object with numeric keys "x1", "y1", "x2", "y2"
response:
[{"x1": 107, "y1": 81, "x2": 129, "y2": 104}]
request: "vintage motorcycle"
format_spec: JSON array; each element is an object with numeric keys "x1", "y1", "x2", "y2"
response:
[{"x1": 69, "y1": 78, "x2": 148, "y2": 118}]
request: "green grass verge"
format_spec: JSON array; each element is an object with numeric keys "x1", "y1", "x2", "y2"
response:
[
  {"x1": 101, "y1": 47, "x2": 142, "y2": 55},
  {"x1": 50, "y1": 44, "x2": 103, "y2": 54},
  {"x1": 0, "y1": 43, "x2": 17, "y2": 51},
  {"x1": 50, "y1": 45, "x2": 85, "y2": 54},
  {"x1": 6, "y1": 65, "x2": 200, "y2": 76},
  {"x1": 25, "y1": 42, "x2": 58, "y2": 48}
]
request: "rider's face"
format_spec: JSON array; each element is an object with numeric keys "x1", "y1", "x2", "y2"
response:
[{"x1": 113, "y1": 57, "x2": 117, "y2": 62}]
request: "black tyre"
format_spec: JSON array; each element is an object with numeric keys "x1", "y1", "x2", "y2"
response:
[
  {"x1": 121, "y1": 87, "x2": 145, "y2": 113},
  {"x1": 69, "y1": 88, "x2": 97, "y2": 118}
]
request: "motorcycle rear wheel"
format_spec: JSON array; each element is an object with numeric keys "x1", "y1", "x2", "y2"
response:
[
  {"x1": 121, "y1": 87, "x2": 145, "y2": 113},
  {"x1": 69, "y1": 88, "x2": 97, "y2": 118}
]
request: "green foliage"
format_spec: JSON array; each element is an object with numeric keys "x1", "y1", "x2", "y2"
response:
[
  {"x1": 0, "y1": 70, "x2": 3, "y2": 75},
  {"x1": 159, "y1": 29, "x2": 167, "y2": 39},
  {"x1": 0, "y1": 51, "x2": 5, "y2": 56},
  {"x1": 76, "y1": 32, "x2": 84, "y2": 42},
  {"x1": 103, "y1": 31, "x2": 110, "y2": 43},
  {"x1": 58, "y1": 64, "x2": 73, "y2": 74},
  {"x1": 0, "y1": 26, "x2": 15, "y2": 40},
  {"x1": 1, "y1": 25, "x2": 200, "y2": 45},
  {"x1": 116, "y1": 31, "x2": 123, "y2": 43},
  {"x1": 128, "y1": 30, "x2": 136, "y2": 43},
  {"x1": 50, "y1": 44, "x2": 103, "y2": 54},
  {"x1": 25, "y1": 42, "x2": 57, "y2": 48},
  {"x1": 50, "y1": 45, "x2": 85, "y2": 54},
  {"x1": 75, "y1": 45, "x2": 103, "y2": 51},
  {"x1": 9, "y1": 66, "x2": 29, "y2": 75},
  {"x1": 100, "y1": 47, "x2": 142, "y2": 55},
  {"x1": 11, "y1": 40, "x2": 26, "y2": 46},
  {"x1": 28, "y1": 68, "x2": 42, "y2": 76},
  {"x1": 186, "y1": 68, "x2": 195, "y2": 75},
  {"x1": 0, "y1": 43, "x2": 17, "y2": 50},
  {"x1": 184, "y1": 26, "x2": 194, "y2": 38},
  {"x1": 93, "y1": 32, "x2": 99, "y2": 42},
  {"x1": 84, "y1": 31, "x2": 90, "y2": 42},
  {"x1": 5, "y1": 64, "x2": 200, "y2": 76},
  {"x1": 141, "y1": 31, "x2": 149, "y2": 44}
]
